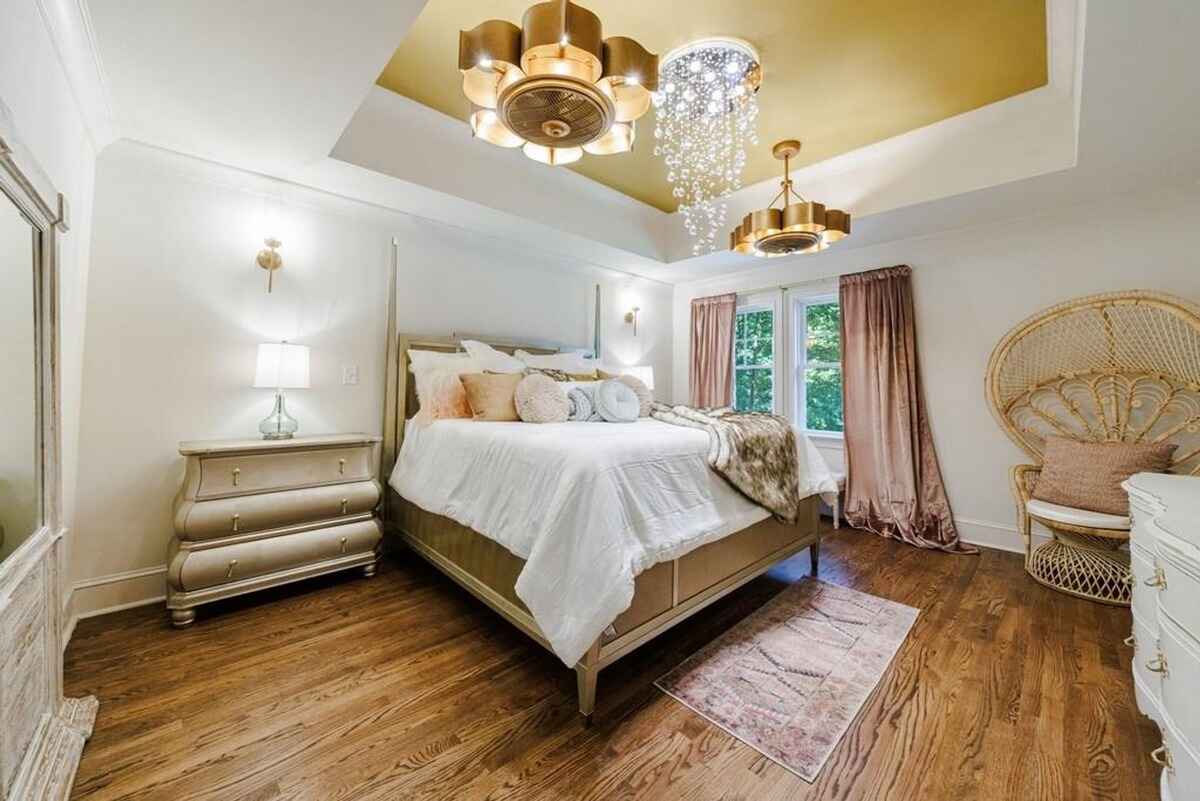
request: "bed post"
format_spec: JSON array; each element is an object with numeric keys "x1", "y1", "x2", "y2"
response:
[
  {"x1": 575, "y1": 639, "x2": 601, "y2": 724},
  {"x1": 810, "y1": 540, "x2": 820, "y2": 575},
  {"x1": 380, "y1": 238, "x2": 400, "y2": 527}
]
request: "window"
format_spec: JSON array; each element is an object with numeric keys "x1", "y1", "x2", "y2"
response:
[
  {"x1": 793, "y1": 297, "x2": 843, "y2": 433},
  {"x1": 734, "y1": 303, "x2": 775, "y2": 412}
]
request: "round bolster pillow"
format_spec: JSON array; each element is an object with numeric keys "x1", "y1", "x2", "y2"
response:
[
  {"x1": 594, "y1": 379, "x2": 640, "y2": 423},
  {"x1": 514, "y1": 373, "x2": 569, "y2": 423}
]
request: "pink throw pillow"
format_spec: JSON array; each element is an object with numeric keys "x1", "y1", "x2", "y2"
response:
[{"x1": 415, "y1": 371, "x2": 472, "y2": 423}]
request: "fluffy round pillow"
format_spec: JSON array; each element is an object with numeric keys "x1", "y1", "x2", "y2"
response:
[
  {"x1": 594, "y1": 379, "x2": 640, "y2": 423},
  {"x1": 617, "y1": 374, "x2": 652, "y2": 417},
  {"x1": 514, "y1": 373, "x2": 569, "y2": 423}
]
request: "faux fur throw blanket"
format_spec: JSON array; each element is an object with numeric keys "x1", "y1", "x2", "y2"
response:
[{"x1": 650, "y1": 403, "x2": 804, "y2": 523}]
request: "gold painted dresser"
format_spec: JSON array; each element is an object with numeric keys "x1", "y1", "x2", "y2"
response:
[{"x1": 167, "y1": 434, "x2": 383, "y2": 626}]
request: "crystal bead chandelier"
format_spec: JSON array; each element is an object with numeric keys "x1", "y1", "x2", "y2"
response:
[
  {"x1": 653, "y1": 38, "x2": 762, "y2": 255},
  {"x1": 457, "y1": 0, "x2": 658, "y2": 166},
  {"x1": 730, "y1": 139, "x2": 851, "y2": 257}
]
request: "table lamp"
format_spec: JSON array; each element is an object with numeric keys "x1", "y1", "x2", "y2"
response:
[{"x1": 253, "y1": 341, "x2": 310, "y2": 439}]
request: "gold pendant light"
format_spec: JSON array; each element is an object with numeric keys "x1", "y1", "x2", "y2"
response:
[
  {"x1": 458, "y1": 0, "x2": 657, "y2": 166},
  {"x1": 730, "y1": 140, "x2": 851, "y2": 257}
]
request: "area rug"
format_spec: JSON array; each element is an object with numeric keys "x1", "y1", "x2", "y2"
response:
[{"x1": 655, "y1": 579, "x2": 918, "y2": 781}]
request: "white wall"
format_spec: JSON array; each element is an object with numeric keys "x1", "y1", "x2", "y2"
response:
[
  {"x1": 672, "y1": 181, "x2": 1200, "y2": 551},
  {"x1": 70, "y1": 141, "x2": 673, "y2": 616},
  {"x1": 0, "y1": 0, "x2": 101, "y2": 592}
]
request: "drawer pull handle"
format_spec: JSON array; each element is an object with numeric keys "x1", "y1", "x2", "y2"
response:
[
  {"x1": 1124, "y1": 634, "x2": 1136, "y2": 648},
  {"x1": 340, "y1": 499, "x2": 349, "y2": 515},
  {"x1": 225, "y1": 559, "x2": 239, "y2": 579},
  {"x1": 1144, "y1": 567, "x2": 1167, "y2": 590},
  {"x1": 1150, "y1": 745, "x2": 1174, "y2": 772},
  {"x1": 340, "y1": 536, "x2": 348, "y2": 554},
  {"x1": 232, "y1": 467, "x2": 241, "y2": 487},
  {"x1": 232, "y1": 514, "x2": 240, "y2": 533},
  {"x1": 1146, "y1": 653, "x2": 1169, "y2": 676},
  {"x1": 338, "y1": 458, "x2": 346, "y2": 475}
]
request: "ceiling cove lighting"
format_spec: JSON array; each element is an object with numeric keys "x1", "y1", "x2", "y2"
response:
[
  {"x1": 730, "y1": 139, "x2": 851, "y2": 258},
  {"x1": 458, "y1": 0, "x2": 658, "y2": 166},
  {"x1": 653, "y1": 37, "x2": 762, "y2": 255}
]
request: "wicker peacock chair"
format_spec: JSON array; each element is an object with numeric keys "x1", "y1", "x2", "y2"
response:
[{"x1": 986, "y1": 290, "x2": 1200, "y2": 605}]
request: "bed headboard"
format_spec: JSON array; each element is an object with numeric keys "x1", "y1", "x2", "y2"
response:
[{"x1": 380, "y1": 332, "x2": 558, "y2": 519}]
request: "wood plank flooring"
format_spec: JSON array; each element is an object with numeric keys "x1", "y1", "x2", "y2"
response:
[{"x1": 64, "y1": 525, "x2": 1163, "y2": 800}]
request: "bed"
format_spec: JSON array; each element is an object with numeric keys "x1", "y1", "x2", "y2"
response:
[{"x1": 380, "y1": 334, "x2": 822, "y2": 721}]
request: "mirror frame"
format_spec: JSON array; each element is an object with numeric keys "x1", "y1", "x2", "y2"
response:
[
  {"x1": 0, "y1": 103, "x2": 97, "y2": 798},
  {"x1": 0, "y1": 126, "x2": 58, "y2": 555}
]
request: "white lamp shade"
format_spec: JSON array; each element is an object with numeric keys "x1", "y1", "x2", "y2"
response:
[
  {"x1": 625, "y1": 365, "x2": 654, "y2": 391},
  {"x1": 253, "y1": 342, "x2": 310, "y2": 389}
]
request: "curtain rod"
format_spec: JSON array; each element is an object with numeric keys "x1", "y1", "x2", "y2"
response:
[{"x1": 716, "y1": 273, "x2": 838, "y2": 301}]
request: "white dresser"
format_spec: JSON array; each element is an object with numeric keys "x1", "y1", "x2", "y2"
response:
[
  {"x1": 168, "y1": 434, "x2": 383, "y2": 626},
  {"x1": 1125, "y1": 473, "x2": 1200, "y2": 801}
]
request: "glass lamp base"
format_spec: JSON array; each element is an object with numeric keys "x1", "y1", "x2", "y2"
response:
[{"x1": 259, "y1": 391, "x2": 299, "y2": 440}]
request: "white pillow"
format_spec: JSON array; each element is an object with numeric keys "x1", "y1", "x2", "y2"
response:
[
  {"x1": 617, "y1": 374, "x2": 653, "y2": 417},
  {"x1": 515, "y1": 349, "x2": 590, "y2": 373},
  {"x1": 594, "y1": 379, "x2": 640, "y2": 423},
  {"x1": 461, "y1": 340, "x2": 527, "y2": 374},
  {"x1": 408, "y1": 349, "x2": 473, "y2": 372}
]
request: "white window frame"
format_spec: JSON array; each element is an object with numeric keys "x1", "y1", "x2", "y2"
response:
[
  {"x1": 789, "y1": 291, "x2": 844, "y2": 439},
  {"x1": 732, "y1": 292, "x2": 782, "y2": 414}
]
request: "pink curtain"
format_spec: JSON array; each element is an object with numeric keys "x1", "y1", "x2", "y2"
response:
[
  {"x1": 690, "y1": 293, "x2": 737, "y2": 408},
  {"x1": 840, "y1": 266, "x2": 975, "y2": 553}
]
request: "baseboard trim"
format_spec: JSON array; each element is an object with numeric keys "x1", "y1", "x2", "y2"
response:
[
  {"x1": 955, "y1": 516, "x2": 1049, "y2": 554},
  {"x1": 64, "y1": 565, "x2": 166, "y2": 648}
]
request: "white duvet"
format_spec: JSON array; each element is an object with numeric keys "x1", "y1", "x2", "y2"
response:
[{"x1": 390, "y1": 418, "x2": 836, "y2": 666}]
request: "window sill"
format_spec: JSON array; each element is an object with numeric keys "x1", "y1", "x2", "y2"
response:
[{"x1": 803, "y1": 430, "x2": 845, "y2": 446}]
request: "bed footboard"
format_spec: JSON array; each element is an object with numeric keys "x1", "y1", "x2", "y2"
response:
[{"x1": 388, "y1": 489, "x2": 821, "y2": 720}]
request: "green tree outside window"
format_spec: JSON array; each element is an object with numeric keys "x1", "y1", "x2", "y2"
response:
[{"x1": 734, "y1": 308, "x2": 774, "y2": 412}]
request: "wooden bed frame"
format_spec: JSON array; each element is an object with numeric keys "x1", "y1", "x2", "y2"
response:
[{"x1": 380, "y1": 333, "x2": 822, "y2": 721}]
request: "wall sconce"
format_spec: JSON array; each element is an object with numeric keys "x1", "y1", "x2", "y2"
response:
[
  {"x1": 624, "y1": 306, "x2": 641, "y2": 336},
  {"x1": 256, "y1": 237, "x2": 283, "y2": 293}
]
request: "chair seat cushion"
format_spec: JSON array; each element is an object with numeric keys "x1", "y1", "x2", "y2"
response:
[{"x1": 1026, "y1": 498, "x2": 1130, "y2": 531}]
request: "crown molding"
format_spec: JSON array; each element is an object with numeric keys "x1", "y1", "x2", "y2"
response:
[{"x1": 34, "y1": 0, "x2": 118, "y2": 149}]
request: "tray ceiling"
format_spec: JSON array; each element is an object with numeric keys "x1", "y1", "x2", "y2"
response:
[{"x1": 382, "y1": 0, "x2": 1048, "y2": 213}]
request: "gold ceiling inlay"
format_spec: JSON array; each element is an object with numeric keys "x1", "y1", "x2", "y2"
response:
[{"x1": 378, "y1": 0, "x2": 1048, "y2": 212}]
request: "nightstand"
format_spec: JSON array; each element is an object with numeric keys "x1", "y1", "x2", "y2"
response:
[{"x1": 167, "y1": 433, "x2": 383, "y2": 627}]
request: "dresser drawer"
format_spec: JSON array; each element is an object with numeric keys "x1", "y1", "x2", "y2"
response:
[
  {"x1": 174, "y1": 519, "x2": 381, "y2": 591},
  {"x1": 1159, "y1": 615, "x2": 1200, "y2": 751},
  {"x1": 196, "y1": 445, "x2": 372, "y2": 498},
  {"x1": 1161, "y1": 718, "x2": 1200, "y2": 801},
  {"x1": 1131, "y1": 543, "x2": 1160, "y2": 628},
  {"x1": 177, "y1": 480, "x2": 380, "y2": 541},
  {"x1": 1156, "y1": 541, "x2": 1200, "y2": 640},
  {"x1": 1132, "y1": 610, "x2": 1164, "y2": 719}
]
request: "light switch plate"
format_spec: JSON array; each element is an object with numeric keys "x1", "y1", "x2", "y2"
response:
[{"x1": 342, "y1": 365, "x2": 359, "y2": 385}]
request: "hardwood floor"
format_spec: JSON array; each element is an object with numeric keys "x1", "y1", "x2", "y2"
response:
[{"x1": 64, "y1": 525, "x2": 1162, "y2": 801}]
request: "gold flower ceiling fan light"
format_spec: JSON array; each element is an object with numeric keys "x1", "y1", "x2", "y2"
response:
[
  {"x1": 458, "y1": 0, "x2": 658, "y2": 166},
  {"x1": 730, "y1": 140, "x2": 851, "y2": 257}
]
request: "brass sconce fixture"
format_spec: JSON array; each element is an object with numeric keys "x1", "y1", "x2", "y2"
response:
[
  {"x1": 256, "y1": 237, "x2": 283, "y2": 292},
  {"x1": 624, "y1": 306, "x2": 640, "y2": 336}
]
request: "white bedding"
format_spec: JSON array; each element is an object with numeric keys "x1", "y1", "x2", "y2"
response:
[{"x1": 390, "y1": 418, "x2": 835, "y2": 666}]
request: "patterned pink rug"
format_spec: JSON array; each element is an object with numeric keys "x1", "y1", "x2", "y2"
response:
[{"x1": 655, "y1": 579, "x2": 918, "y2": 781}]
